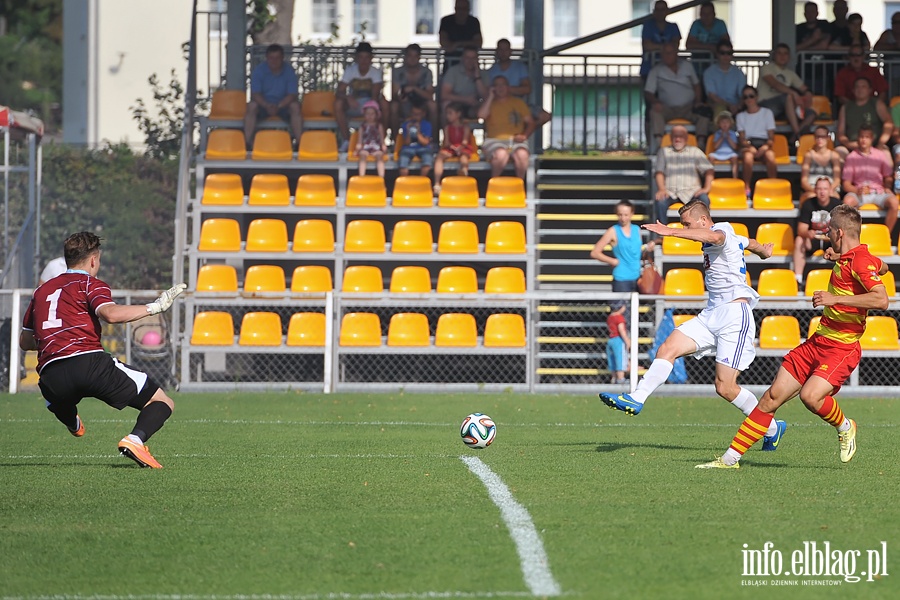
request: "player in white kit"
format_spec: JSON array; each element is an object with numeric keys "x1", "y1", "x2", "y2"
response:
[{"x1": 599, "y1": 200, "x2": 788, "y2": 451}]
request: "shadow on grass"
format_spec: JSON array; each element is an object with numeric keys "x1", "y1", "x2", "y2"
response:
[{"x1": 592, "y1": 441, "x2": 703, "y2": 452}]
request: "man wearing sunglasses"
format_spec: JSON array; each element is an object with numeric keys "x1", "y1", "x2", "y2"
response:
[
  {"x1": 834, "y1": 43, "x2": 887, "y2": 105},
  {"x1": 703, "y1": 41, "x2": 746, "y2": 118}
]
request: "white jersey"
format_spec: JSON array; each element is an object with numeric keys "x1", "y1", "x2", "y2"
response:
[{"x1": 702, "y1": 222, "x2": 760, "y2": 309}]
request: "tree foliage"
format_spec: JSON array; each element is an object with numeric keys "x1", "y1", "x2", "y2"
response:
[{"x1": 130, "y1": 70, "x2": 187, "y2": 160}]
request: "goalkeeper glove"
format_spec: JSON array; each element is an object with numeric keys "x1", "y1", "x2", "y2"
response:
[{"x1": 146, "y1": 283, "x2": 187, "y2": 315}]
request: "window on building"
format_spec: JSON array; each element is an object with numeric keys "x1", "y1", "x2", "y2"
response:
[
  {"x1": 354, "y1": 0, "x2": 378, "y2": 37},
  {"x1": 705, "y1": 1, "x2": 731, "y2": 30},
  {"x1": 631, "y1": 0, "x2": 651, "y2": 39},
  {"x1": 795, "y1": 0, "x2": 836, "y2": 22},
  {"x1": 554, "y1": 0, "x2": 579, "y2": 38},
  {"x1": 415, "y1": 0, "x2": 435, "y2": 35},
  {"x1": 514, "y1": 0, "x2": 525, "y2": 38},
  {"x1": 313, "y1": 0, "x2": 337, "y2": 35},
  {"x1": 209, "y1": 0, "x2": 227, "y2": 38}
]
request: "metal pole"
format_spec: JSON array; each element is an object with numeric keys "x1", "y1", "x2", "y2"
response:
[{"x1": 523, "y1": 0, "x2": 545, "y2": 151}]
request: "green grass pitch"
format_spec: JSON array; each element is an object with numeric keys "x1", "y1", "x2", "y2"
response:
[{"x1": 1, "y1": 392, "x2": 897, "y2": 599}]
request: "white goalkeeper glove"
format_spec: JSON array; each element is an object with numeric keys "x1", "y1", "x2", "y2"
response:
[{"x1": 146, "y1": 283, "x2": 187, "y2": 315}]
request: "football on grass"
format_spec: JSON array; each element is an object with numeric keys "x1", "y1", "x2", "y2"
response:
[{"x1": 460, "y1": 413, "x2": 496, "y2": 449}]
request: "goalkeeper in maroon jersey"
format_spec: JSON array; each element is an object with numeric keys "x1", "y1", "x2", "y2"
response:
[{"x1": 20, "y1": 232, "x2": 186, "y2": 469}]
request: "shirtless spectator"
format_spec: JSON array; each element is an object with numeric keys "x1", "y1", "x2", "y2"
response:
[{"x1": 799, "y1": 126, "x2": 842, "y2": 203}]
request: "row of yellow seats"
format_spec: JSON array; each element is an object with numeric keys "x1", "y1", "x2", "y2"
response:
[
  {"x1": 191, "y1": 311, "x2": 526, "y2": 348},
  {"x1": 198, "y1": 264, "x2": 526, "y2": 294},
  {"x1": 207, "y1": 129, "x2": 339, "y2": 161},
  {"x1": 198, "y1": 218, "x2": 527, "y2": 254},
  {"x1": 681, "y1": 178, "x2": 794, "y2": 211},
  {"x1": 756, "y1": 315, "x2": 899, "y2": 350},
  {"x1": 663, "y1": 267, "x2": 897, "y2": 297},
  {"x1": 201, "y1": 173, "x2": 526, "y2": 208}
]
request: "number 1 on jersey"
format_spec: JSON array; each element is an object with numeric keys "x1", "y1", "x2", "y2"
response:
[{"x1": 42, "y1": 289, "x2": 63, "y2": 330}]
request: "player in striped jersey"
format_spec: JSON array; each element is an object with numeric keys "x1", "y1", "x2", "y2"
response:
[{"x1": 698, "y1": 205, "x2": 888, "y2": 468}]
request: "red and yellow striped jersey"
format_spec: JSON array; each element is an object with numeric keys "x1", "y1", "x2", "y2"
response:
[{"x1": 816, "y1": 244, "x2": 885, "y2": 344}]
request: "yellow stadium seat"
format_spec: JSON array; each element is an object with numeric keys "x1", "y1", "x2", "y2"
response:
[
  {"x1": 435, "y1": 313, "x2": 477, "y2": 347},
  {"x1": 796, "y1": 133, "x2": 834, "y2": 164},
  {"x1": 672, "y1": 314, "x2": 694, "y2": 327},
  {"x1": 291, "y1": 265, "x2": 333, "y2": 292},
  {"x1": 392, "y1": 175, "x2": 434, "y2": 207},
  {"x1": 708, "y1": 178, "x2": 747, "y2": 210},
  {"x1": 292, "y1": 219, "x2": 335, "y2": 253},
  {"x1": 205, "y1": 129, "x2": 247, "y2": 160},
  {"x1": 661, "y1": 132, "x2": 697, "y2": 147},
  {"x1": 346, "y1": 175, "x2": 387, "y2": 206},
  {"x1": 390, "y1": 266, "x2": 432, "y2": 293},
  {"x1": 198, "y1": 219, "x2": 241, "y2": 252},
  {"x1": 757, "y1": 268, "x2": 799, "y2": 296},
  {"x1": 881, "y1": 270, "x2": 896, "y2": 297},
  {"x1": 191, "y1": 311, "x2": 235, "y2": 345},
  {"x1": 341, "y1": 265, "x2": 384, "y2": 293},
  {"x1": 208, "y1": 90, "x2": 247, "y2": 120},
  {"x1": 805, "y1": 269, "x2": 832, "y2": 296},
  {"x1": 807, "y1": 316, "x2": 822, "y2": 339},
  {"x1": 731, "y1": 222, "x2": 750, "y2": 238},
  {"x1": 239, "y1": 312, "x2": 282, "y2": 346},
  {"x1": 812, "y1": 95, "x2": 833, "y2": 122},
  {"x1": 861, "y1": 316, "x2": 900, "y2": 350},
  {"x1": 484, "y1": 314, "x2": 526, "y2": 347},
  {"x1": 387, "y1": 313, "x2": 431, "y2": 347},
  {"x1": 485, "y1": 266, "x2": 526, "y2": 294},
  {"x1": 196, "y1": 265, "x2": 238, "y2": 292},
  {"x1": 295, "y1": 174, "x2": 337, "y2": 206},
  {"x1": 287, "y1": 312, "x2": 326, "y2": 346},
  {"x1": 339, "y1": 312, "x2": 382, "y2": 346},
  {"x1": 755, "y1": 223, "x2": 794, "y2": 255},
  {"x1": 298, "y1": 130, "x2": 339, "y2": 161},
  {"x1": 438, "y1": 175, "x2": 479, "y2": 207},
  {"x1": 772, "y1": 134, "x2": 791, "y2": 165},
  {"x1": 860, "y1": 223, "x2": 893, "y2": 256},
  {"x1": 662, "y1": 223, "x2": 702, "y2": 254},
  {"x1": 437, "y1": 266, "x2": 478, "y2": 293},
  {"x1": 201, "y1": 173, "x2": 244, "y2": 205},
  {"x1": 244, "y1": 265, "x2": 286, "y2": 292},
  {"x1": 752, "y1": 179, "x2": 794, "y2": 210},
  {"x1": 664, "y1": 268, "x2": 704, "y2": 296},
  {"x1": 246, "y1": 219, "x2": 288, "y2": 252},
  {"x1": 437, "y1": 221, "x2": 479, "y2": 253},
  {"x1": 759, "y1": 316, "x2": 801, "y2": 349},
  {"x1": 248, "y1": 174, "x2": 290, "y2": 205},
  {"x1": 391, "y1": 220, "x2": 433, "y2": 253},
  {"x1": 485, "y1": 221, "x2": 526, "y2": 253},
  {"x1": 344, "y1": 220, "x2": 386, "y2": 253},
  {"x1": 252, "y1": 130, "x2": 292, "y2": 161},
  {"x1": 485, "y1": 176, "x2": 526, "y2": 208},
  {"x1": 301, "y1": 90, "x2": 337, "y2": 125}
]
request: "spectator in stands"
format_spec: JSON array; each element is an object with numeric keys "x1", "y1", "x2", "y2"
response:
[
  {"x1": 834, "y1": 44, "x2": 887, "y2": 105},
  {"x1": 709, "y1": 110, "x2": 739, "y2": 179},
  {"x1": 653, "y1": 124, "x2": 714, "y2": 221},
  {"x1": 243, "y1": 44, "x2": 303, "y2": 148},
  {"x1": 355, "y1": 100, "x2": 386, "y2": 178},
  {"x1": 439, "y1": 0, "x2": 483, "y2": 72},
  {"x1": 799, "y1": 125, "x2": 842, "y2": 202},
  {"x1": 640, "y1": 1, "x2": 682, "y2": 79},
  {"x1": 606, "y1": 302, "x2": 631, "y2": 385},
  {"x1": 391, "y1": 44, "x2": 437, "y2": 137},
  {"x1": 830, "y1": 10, "x2": 870, "y2": 52},
  {"x1": 335, "y1": 42, "x2": 388, "y2": 152},
  {"x1": 478, "y1": 75, "x2": 535, "y2": 180},
  {"x1": 685, "y1": 2, "x2": 730, "y2": 58},
  {"x1": 796, "y1": 0, "x2": 831, "y2": 94},
  {"x1": 793, "y1": 176, "x2": 843, "y2": 284},
  {"x1": 397, "y1": 99, "x2": 433, "y2": 179},
  {"x1": 736, "y1": 85, "x2": 777, "y2": 196},
  {"x1": 440, "y1": 47, "x2": 488, "y2": 120},
  {"x1": 644, "y1": 43, "x2": 709, "y2": 154},
  {"x1": 433, "y1": 102, "x2": 475, "y2": 194},
  {"x1": 591, "y1": 200, "x2": 653, "y2": 297},
  {"x1": 487, "y1": 38, "x2": 552, "y2": 129},
  {"x1": 873, "y1": 12, "x2": 900, "y2": 52},
  {"x1": 835, "y1": 76, "x2": 893, "y2": 159},
  {"x1": 841, "y1": 124, "x2": 898, "y2": 233},
  {"x1": 757, "y1": 44, "x2": 816, "y2": 143},
  {"x1": 703, "y1": 40, "x2": 746, "y2": 118},
  {"x1": 827, "y1": 0, "x2": 850, "y2": 46}
]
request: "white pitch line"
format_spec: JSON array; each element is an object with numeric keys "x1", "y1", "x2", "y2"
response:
[
  {"x1": 1, "y1": 592, "x2": 543, "y2": 600},
  {"x1": 459, "y1": 456, "x2": 562, "y2": 598}
]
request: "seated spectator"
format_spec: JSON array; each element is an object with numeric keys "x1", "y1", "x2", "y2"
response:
[
  {"x1": 830, "y1": 11, "x2": 871, "y2": 53},
  {"x1": 793, "y1": 177, "x2": 842, "y2": 283},
  {"x1": 391, "y1": 44, "x2": 437, "y2": 137},
  {"x1": 397, "y1": 99, "x2": 433, "y2": 178},
  {"x1": 440, "y1": 47, "x2": 488, "y2": 120},
  {"x1": 433, "y1": 102, "x2": 475, "y2": 194},
  {"x1": 736, "y1": 85, "x2": 778, "y2": 195},
  {"x1": 873, "y1": 11, "x2": 900, "y2": 52},
  {"x1": 757, "y1": 43, "x2": 816, "y2": 142},
  {"x1": 439, "y1": 0, "x2": 483, "y2": 72},
  {"x1": 703, "y1": 40, "x2": 746, "y2": 118},
  {"x1": 644, "y1": 43, "x2": 709, "y2": 154},
  {"x1": 799, "y1": 126, "x2": 842, "y2": 202},
  {"x1": 709, "y1": 111, "x2": 739, "y2": 179},
  {"x1": 640, "y1": 0, "x2": 682, "y2": 79},
  {"x1": 478, "y1": 76, "x2": 536, "y2": 179},
  {"x1": 834, "y1": 44, "x2": 887, "y2": 105},
  {"x1": 685, "y1": 2, "x2": 730, "y2": 62},
  {"x1": 355, "y1": 100, "x2": 386, "y2": 178},
  {"x1": 835, "y1": 77, "x2": 893, "y2": 159},
  {"x1": 244, "y1": 44, "x2": 303, "y2": 147},
  {"x1": 335, "y1": 42, "x2": 389, "y2": 152},
  {"x1": 841, "y1": 124, "x2": 898, "y2": 233},
  {"x1": 487, "y1": 38, "x2": 552, "y2": 129},
  {"x1": 653, "y1": 124, "x2": 713, "y2": 221}
]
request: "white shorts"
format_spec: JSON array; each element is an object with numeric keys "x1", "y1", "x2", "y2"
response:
[{"x1": 677, "y1": 301, "x2": 756, "y2": 371}]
